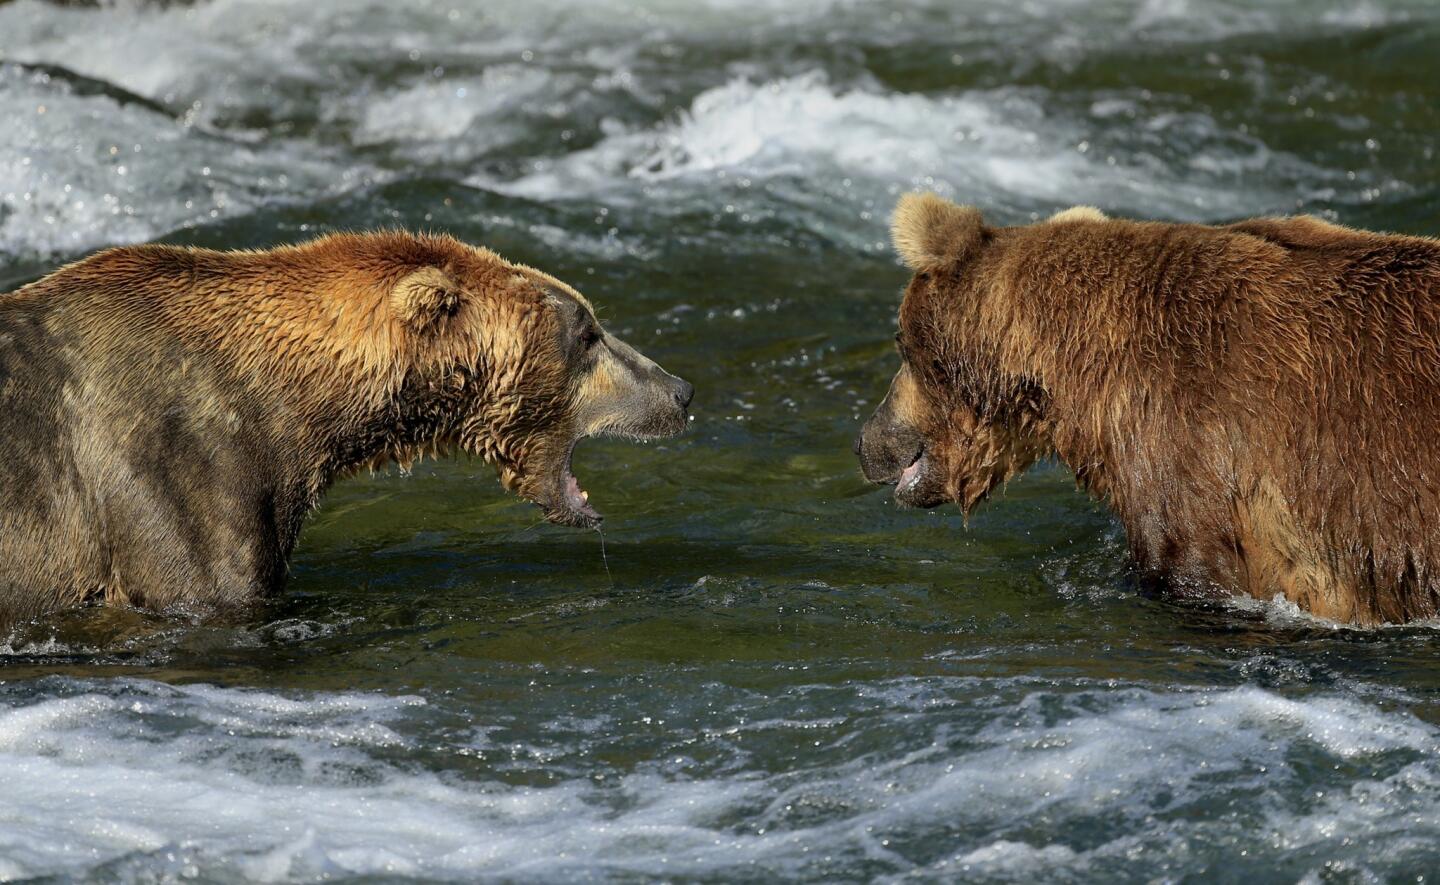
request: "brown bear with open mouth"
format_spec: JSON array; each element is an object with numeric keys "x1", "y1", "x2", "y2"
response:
[
  {"x1": 0, "y1": 231, "x2": 693, "y2": 623},
  {"x1": 858, "y1": 192, "x2": 1440, "y2": 625}
]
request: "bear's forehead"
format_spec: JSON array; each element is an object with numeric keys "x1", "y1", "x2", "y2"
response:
[
  {"x1": 898, "y1": 276, "x2": 941, "y2": 322},
  {"x1": 511, "y1": 264, "x2": 596, "y2": 315}
]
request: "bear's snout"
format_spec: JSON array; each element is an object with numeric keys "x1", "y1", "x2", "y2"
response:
[
  {"x1": 857, "y1": 403, "x2": 924, "y2": 486},
  {"x1": 633, "y1": 363, "x2": 693, "y2": 436},
  {"x1": 671, "y1": 377, "x2": 696, "y2": 410}
]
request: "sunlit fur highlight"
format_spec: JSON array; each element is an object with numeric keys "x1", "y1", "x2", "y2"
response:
[{"x1": 1048, "y1": 206, "x2": 1108, "y2": 223}]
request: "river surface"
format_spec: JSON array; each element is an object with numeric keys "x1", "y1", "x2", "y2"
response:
[{"x1": 2, "y1": 0, "x2": 1440, "y2": 881}]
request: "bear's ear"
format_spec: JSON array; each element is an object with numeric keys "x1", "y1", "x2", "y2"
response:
[
  {"x1": 891, "y1": 192, "x2": 986, "y2": 271},
  {"x1": 391, "y1": 266, "x2": 464, "y2": 331},
  {"x1": 1048, "y1": 205, "x2": 1107, "y2": 223}
]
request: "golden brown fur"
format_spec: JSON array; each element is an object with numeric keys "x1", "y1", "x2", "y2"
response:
[
  {"x1": 859, "y1": 193, "x2": 1440, "y2": 624},
  {"x1": 0, "y1": 231, "x2": 691, "y2": 623}
]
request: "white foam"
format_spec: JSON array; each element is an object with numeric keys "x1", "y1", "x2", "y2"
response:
[
  {"x1": 0, "y1": 0, "x2": 1415, "y2": 261},
  {"x1": 351, "y1": 66, "x2": 559, "y2": 154},
  {"x1": 480, "y1": 71, "x2": 1328, "y2": 227},
  {"x1": 1133, "y1": 0, "x2": 1418, "y2": 36},
  {"x1": 922, "y1": 840, "x2": 1080, "y2": 879},
  {"x1": 0, "y1": 634, "x2": 75, "y2": 657},
  {"x1": 0, "y1": 64, "x2": 371, "y2": 259},
  {"x1": 0, "y1": 677, "x2": 1436, "y2": 880},
  {"x1": 1130, "y1": 0, "x2": 1284, "y2": 37},
  {"x1": 0, "y1": 0, "x2": 335, "y2": 111},
  {"x1": 1229, "y1": 592, "x2": 1440, "y2": 631},
  {"x1": 0, "y1": 0, "x2": 865, "y2": 122}
]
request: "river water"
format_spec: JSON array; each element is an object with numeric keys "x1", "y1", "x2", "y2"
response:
[{"x1": 1, "y1": 0, "x2": 1439, "y2": 881}]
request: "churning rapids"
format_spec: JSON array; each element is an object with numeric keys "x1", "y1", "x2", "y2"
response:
[{"x1": 2, "y1": 0, "x2": 1440, "y2": 881}]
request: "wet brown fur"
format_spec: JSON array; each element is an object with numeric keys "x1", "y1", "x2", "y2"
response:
[
  {"x1": 0, "y1": 231, "x2": 687, "y2": 624},
  {"x1": 861, "y1": 193, "x2": 1440, "y2": 625}
]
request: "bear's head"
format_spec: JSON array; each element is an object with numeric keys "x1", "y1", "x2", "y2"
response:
[
  {"x1": 382, "y1": 241, "x2": 693, "y2": 528},
  {"x1": 855, "y1": 194, "x2": 1081, "y2": 515}
]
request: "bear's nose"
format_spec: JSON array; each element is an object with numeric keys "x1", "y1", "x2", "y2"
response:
[{"x1": 673, "y1": 379, "x2": 695, "y2": 410}]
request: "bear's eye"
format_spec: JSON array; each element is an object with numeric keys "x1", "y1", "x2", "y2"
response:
[{"x1": 579, "y1": 324, "x2": 600, "y2": 351}]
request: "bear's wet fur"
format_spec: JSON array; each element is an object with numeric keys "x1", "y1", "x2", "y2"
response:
[
  {"x1": 860, "y1": 193, "x2": 1440, "y2": 624},
  {"x1": 0, "y1": 232, "x2": 692, "y2": 624}
]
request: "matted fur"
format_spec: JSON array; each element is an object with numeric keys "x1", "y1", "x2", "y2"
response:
[{"x1": 860, "y1": 194, "x2": 1440, "y2": 625}]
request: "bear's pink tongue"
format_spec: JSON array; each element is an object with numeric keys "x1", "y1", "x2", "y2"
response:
[
  {"x1": 898, "y1": 456, "x2": 924, "y2": 489},
  {"x1": 565, "y1": 472, "x2": 600, "y2": 518}
]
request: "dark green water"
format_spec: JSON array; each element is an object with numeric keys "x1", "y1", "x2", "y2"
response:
[{"x1": 2, "y1": 0, "x2": 1440, "y2": 880}]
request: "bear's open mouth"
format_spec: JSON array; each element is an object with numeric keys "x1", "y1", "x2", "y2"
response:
[
  {"x1": 892, "y1": 448, "x2": 946, "y2": 510},
  {"x1": 542, "y1": 441, "x2": 602, "y2": 529},
  {"x1": 530, "y1": 398, "x2": 691, "y2": 529},
  {"x1": 897, "y1": 451, "x2": 926, "y2": 491}
]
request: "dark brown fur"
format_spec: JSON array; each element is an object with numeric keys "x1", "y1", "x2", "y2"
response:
[
  {"x1": 858, "y1": 194, "x2": 1440, "y2": 625},
  {"x1": 0, "y1": 232, "x2": 691, "y2": 624}
]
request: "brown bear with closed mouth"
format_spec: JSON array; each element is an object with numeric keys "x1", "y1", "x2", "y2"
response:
[
  {"x1": 0, "y1": 231, "x2": 693, "y2": 624},
  {"x1": 858, "y1": 192, "x2": 1440, "y2": 625}
]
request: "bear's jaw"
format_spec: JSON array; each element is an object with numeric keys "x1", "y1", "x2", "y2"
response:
[
  {"x1": 559, "y1": 464, "x2": 602, "y2": 526},
  {"x1": 891, "y1": 449, "x2": 948, "y2": 510},
  {"x1": 535, "y1": 440, "x2": 603, "y2": 529}
]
